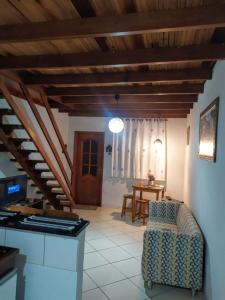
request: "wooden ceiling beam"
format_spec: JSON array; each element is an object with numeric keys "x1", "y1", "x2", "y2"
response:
[
  {"x1": 63, "y1": 109, "x2": 190, "y2": 114},
  {"x1": 23, "y1": 68, "x2": 211, "y2": 86},
  {"x1": 1, "y1": 44, "x2": 225, "y2": 70},
  {"x1": 69, "y1": 113, "x2": 188, "y2": 118},
  {"x1": 0, "y1": 4, "x2": 225, "y2": 43},
  {"x1": 70, "y1": 0, "x2": 109, "y2": 52},
  {"x1": 61, "y1": 95, "x2": 197, "y2": 104},
  {"x1": 61, "y1": 109, "x2": 189, "y2": 118},
  {"x1": 46, "y1": 83, "x2": 202, "y2": 96},
  {"x1": 65, "y1": 103, "x2": 193, "y2": 110}
]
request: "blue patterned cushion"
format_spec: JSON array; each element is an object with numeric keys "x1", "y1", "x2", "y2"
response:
[{"x1": 149, "y1": 201, "x2": 180, "y2": 224}]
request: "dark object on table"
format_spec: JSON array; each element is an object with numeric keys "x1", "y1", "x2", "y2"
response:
[
  {"x1": 0, "y1": 209, "x2": 89, "y2": 237},
  {"x1": 0, "y1": 175, "x2": 27, "y2": 207}
]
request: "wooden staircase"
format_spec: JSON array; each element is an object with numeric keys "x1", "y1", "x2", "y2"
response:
[{"x1": 0, "y1": 81, "x2": 74, "y2": 210}]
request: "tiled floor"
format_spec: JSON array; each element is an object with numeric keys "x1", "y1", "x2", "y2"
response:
[{"x1": 75, "y1": 207, "x2": 205, "y2": 300}]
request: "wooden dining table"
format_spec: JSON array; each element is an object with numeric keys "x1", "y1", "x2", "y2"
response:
[{"x1": 132, "y1": 183, "x2": 165, "y2": 222}]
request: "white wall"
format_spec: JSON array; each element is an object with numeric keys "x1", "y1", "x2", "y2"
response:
[
  {"x1": 167, "y1": 119, "x2": 187, "y2": 200},
  {"x1": 68, "y1": 116, "x2": 187, "y2": 207},
  {"x1": 183, "y1": 61, "x2": 225, "y2": 300}
]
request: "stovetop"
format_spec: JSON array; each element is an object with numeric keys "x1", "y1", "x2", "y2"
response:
[{"x1": 0, "y1": 210, "x2": 89, "y2": 237}]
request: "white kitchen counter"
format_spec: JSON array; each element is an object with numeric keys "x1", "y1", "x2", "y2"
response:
[{"x1": 0, "y1": 226, "x2": 86, "y2": 300}]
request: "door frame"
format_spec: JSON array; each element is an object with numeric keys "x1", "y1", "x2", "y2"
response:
[{"x1": 72, "y1": 131, "x2": 105, "y2": 206}]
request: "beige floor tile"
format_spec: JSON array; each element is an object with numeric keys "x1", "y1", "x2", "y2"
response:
[
  {"x1": 82, "y1": 272, "x2": 97, "y2": 292},
  {"x1": 84, "y1": 241, "x2": 96, "y2": 254},
  {"x1": 85, "y1": 229, "x2": 105, "y2": 241},
  {"x1": 101, "y1": 279, "x2": 148, "y2": 300},
  {"x1": 113, "y1": 258, "x2": 141, "y2": 278},
  {"x1": 108, "y1": 233, "x2": 138, "y2": 246},
  {"x1": 128, "y1": 231, "x2": 144, "y2": 242},
  {"x1": 82, "y1": 288, "x2": 108, "y2": 300},
  {"x1": 120, "y1": 242, "x2": 143, "y2": 257},
  {"x1": 84, "y1": 252, "x2": 108, "y2": 270},
  {"x1": 129, "y1": 275, "x2": 145, "y2": 292},
  {"x1": 99, "y1": 246, "x2": 132, "y2": 263},
  {"x1": 88, "y1": 237, "x2": 117, "y2": 251},
  {"x1": 91, "y1": 223, "x2": 112, "y2": 230},
  {"x1": 86, "y1": 264, "x2": 126, "y2": 287}
]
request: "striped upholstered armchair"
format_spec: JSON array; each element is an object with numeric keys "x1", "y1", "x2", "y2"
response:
[{"x1": 142, "y1": 200, "x2": 204, "y2": 296}]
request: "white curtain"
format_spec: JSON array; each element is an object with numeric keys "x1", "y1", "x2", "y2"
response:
[{"x1": 111, "y1": 119, "x2": 167, "y2": 180}]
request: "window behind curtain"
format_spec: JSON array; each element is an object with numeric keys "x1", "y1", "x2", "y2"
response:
[{"x1": 111, "y1": 118, "x2": 167, "y2": 180}]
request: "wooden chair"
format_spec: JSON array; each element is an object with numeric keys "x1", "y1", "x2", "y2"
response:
[
  {"x1": 136, "y1": 199, "x2": 149, "y2": 225},
  {"x1": 121, "y1": 194, "x2": 133, "y2": 217}
]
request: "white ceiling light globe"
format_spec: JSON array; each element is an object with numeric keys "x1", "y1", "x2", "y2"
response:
[{"x1": 108, "y1": 117, "x2": 124, "y2": 133}]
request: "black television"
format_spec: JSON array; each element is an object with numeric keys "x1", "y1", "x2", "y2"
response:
[{"x1": 0, "y1": 175, "x2": 27, "y2": 207}]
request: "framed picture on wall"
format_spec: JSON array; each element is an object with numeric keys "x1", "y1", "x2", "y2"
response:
[{"x1": 199, "y1": 97, "x2": 219, "y2": 162}]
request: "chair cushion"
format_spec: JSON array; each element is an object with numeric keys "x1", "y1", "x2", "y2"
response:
[{"x1": 146, "y1": 221, "x2": 178, "y2": 233}]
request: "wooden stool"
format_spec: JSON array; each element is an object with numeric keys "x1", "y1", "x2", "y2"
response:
[
  {"x1": 136, "y1": 199, "x2": 149, "y2": 225},
  {"x1": 121, "y1": 194, "x2": 133, "y2": 217}
]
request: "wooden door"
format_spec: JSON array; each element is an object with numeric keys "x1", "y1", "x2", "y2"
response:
[{"x1": 73, "y1": 132, "x2": 104, "y2": 206}]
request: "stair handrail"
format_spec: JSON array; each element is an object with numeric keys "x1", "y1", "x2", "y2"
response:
[
  {"x1": 39, "y1": 89, "x2": 73, "y2": 170},
  {"x1": 0, "y1": 80, "x2": 75, "y2": 207}
]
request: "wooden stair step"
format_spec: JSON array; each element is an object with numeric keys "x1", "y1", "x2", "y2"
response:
[
  {"x1": 9, "y1": 138, "x2": 31, "y2": 147},
  {"x1": 56, "y1": 195, "x2": 67, "y2": 200},
  {"x1": 18, "y1": 149, "x2": 39, "y2": 156},
  {"x1": 10, "y1": 158, "x2": 17, "y2": 162},
  {"x1": 0, "y1": 109, "x2": 14, "y2": 116},
  {"x1": 11, "y1": 158, "x2": 43, "y2": 164},
  {"x1": 60, "y1": 200, "x2": 71, "y2": 207},
  {"x1": 1, "y1": 124, "x2": 24, "y2": 134},
  {"x1": 26, "y1": 198, "x2": 44, "y2": 203},
  {"x1": 46, "y1": 182, "x2": 60, "y2": 187},
  {"x1": 29, "y1": 159, "x2": 45, "y2": 165},
  {"x1": 35, "y1": 168, "x2": 50, "y2": 173},
  {"x1": 51, "y1": 188, "x2": 64, "y2": 194},
  {"x1": 41, "y1": 176, "x2": 55, "y2": 180}
]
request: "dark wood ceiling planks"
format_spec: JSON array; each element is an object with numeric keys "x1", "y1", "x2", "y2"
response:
[{"x1": 0, "y1": 0, "x2": 224, "y2": 118}]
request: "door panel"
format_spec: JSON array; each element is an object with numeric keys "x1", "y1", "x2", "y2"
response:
[{"x1": 73, "y1": 132, "x2": 104, "y2": 206}]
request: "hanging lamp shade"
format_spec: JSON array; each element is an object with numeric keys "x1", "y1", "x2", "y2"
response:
[
  {"x1": 108, "y1": 117, "x2": 124, "y2": 133},
  {"x1": 154, "y1": 138, "x2": 163, "y2": 151},
  {"x1": 108, "y1": 94, "x2": 124, "y2": 133}
]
